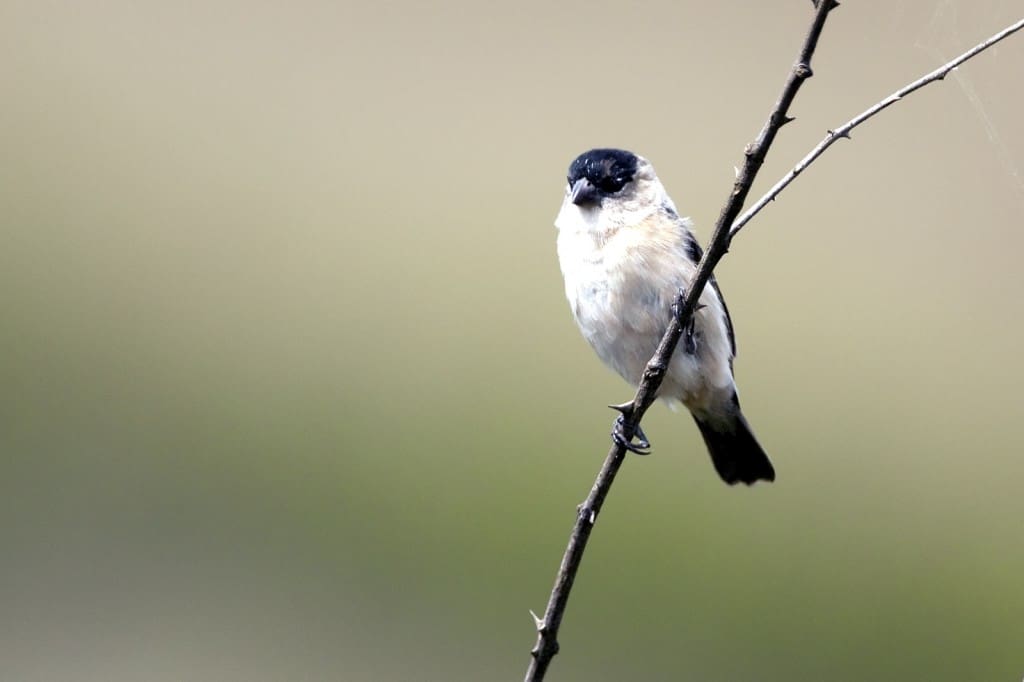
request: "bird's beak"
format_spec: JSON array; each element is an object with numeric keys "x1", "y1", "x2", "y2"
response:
[{"x1": 570, "y1": 178, "x2": 600, "y2": 207}]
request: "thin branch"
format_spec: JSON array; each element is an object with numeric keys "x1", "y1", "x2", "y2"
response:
[
  {"x1": 731, "y1": 15, "x2": 1024, "y2": 237},
  {"x1": 524, "y1": 2, "x2": 838, "y2": 680}
]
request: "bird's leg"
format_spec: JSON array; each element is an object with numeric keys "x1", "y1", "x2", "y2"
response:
[
  {"x1": 608, "y1": 401, "x2": 651, "y2": 455},
  {"x1": 671, "y1": 286, "x2": 706, "y2": 355}
]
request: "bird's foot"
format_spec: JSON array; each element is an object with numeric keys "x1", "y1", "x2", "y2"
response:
[
  {"x1": 608, "y1": 402, "x2": 651, "y2": 455},
  {"x1": 671, "y1": 286, "x2": 705, "y2": 355}
]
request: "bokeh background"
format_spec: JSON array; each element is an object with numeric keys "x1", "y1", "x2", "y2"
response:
[{"x1": 3, "y1": 1, "x2": 1023, "y2": 680}]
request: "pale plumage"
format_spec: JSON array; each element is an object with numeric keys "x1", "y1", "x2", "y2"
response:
[{"x1": 555, "y1": 148, "x2": 775, "y2": 485}]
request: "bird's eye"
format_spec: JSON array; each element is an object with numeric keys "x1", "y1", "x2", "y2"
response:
[{"x1": 595, "y1": 174, "x2": 629, "y2": 194}]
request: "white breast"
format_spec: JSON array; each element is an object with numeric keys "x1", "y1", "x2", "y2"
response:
[{"x1": 554, "y1": 194, "x2": 736, "y2": 413}]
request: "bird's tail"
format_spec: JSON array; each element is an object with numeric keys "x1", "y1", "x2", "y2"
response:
[{"x1": 692, "y1": 410, "x2": 775, "y2": 486}]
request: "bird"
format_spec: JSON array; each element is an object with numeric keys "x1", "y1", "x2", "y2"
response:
[{"x1": 554, "y1": 148, "x2": 775, "y2": 485}]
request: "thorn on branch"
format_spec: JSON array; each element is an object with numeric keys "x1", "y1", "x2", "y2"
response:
[
  {"x1": 530, "y1": 610, "x2": 545, "y2": 631},
  {"x1": 607, "y1": 401, "x2": 634, "y2": 416}
]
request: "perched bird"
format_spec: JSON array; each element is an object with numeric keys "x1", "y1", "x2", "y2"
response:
[{"x1": 554, "y1": 148, "x2": 775, "y2": 485}]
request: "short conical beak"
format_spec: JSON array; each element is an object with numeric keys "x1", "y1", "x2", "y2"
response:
[{"x1": 569, "y1": 178, "x2": 600, "y2": 206}]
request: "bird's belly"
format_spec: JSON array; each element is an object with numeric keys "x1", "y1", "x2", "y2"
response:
[
  {"x1": 558, "y1": 225, "x2": 733, "y2": 411},
  {"x1": 567, "y1": 270, "x2": 727, "y2": 410},
  {"x1": 573, "y1": 285, "x2": 659, "y2": 385}
]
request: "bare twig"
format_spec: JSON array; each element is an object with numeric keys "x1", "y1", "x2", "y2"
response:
[
  {"x1": 523, "y1": 3, "x2": 838, "y2": 680},
  {"x1": 731, "y1": 15, "x2": 1024, "y2": 237}
]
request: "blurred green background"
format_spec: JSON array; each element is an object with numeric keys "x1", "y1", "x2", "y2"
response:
[{"x1": 3, "y1": 1, "x2": 1023, "y2": 680}]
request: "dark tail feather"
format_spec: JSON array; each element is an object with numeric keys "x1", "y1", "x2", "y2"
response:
[{"x1": 692, "y1": 411, "x2": 775, "y2": 486}]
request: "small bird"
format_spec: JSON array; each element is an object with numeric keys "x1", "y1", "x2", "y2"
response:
[{"x1": 554, "y1": 148, "x2": 775, "y2": 485}]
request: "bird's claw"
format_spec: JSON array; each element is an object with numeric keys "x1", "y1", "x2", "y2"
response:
[{"x1": 608, "y1": 403, "x2": 652, "y2": 455}]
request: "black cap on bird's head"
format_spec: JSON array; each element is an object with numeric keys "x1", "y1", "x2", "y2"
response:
[{"x1": 566, "y1": 148, "x2": 640, "y2": 207}]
